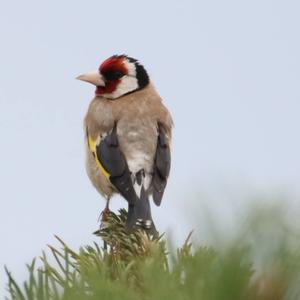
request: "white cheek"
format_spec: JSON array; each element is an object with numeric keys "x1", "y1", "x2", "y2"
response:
[
  {"x1": 123, "y1": 60, "x2": 137, "y2": 76},
  {"x1": 103, "y1": 76, "x2": 139, "y2": 99}
]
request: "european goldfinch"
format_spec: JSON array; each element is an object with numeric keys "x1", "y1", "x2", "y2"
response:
[{"x1": 77, "y1": 55, "x2": 173, "y2": 233}]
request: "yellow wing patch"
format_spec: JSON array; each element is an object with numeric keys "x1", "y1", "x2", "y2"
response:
[{"x1": 87, "y1": 135, "x2": 110, "y2": 179}]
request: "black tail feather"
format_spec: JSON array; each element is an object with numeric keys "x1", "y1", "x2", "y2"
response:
[{"x1": 125, "y1": 188, "x2": 157, "y2": 234}]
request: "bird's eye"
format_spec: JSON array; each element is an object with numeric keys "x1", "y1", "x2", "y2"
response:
[
  {"x1": 113, "y1": 71, "x2": 124, "y2": 79},
  {"x1": 102, "y1": 70, "x2": 124, "y2": 80}
]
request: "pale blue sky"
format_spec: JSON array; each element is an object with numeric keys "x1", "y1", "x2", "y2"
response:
[{"x1": 1, "y1": 0, "x2": 300, "y2": 294}]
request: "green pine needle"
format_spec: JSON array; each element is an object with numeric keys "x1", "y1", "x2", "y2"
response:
[{"x1": 5, "y1": 208, "x2": 300, "y2": 300}]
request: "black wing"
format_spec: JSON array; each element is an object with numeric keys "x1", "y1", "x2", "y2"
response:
[
  {"x1": 152, "y1": 123, "x2": 171, "y2": 206},
  {"x1": 95, "y1": 124, "x2": 138, "y2": 206}
]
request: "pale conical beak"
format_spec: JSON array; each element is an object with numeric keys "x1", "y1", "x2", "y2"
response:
[{"x1": 76, "y1": 71, "x2": 105, "y2": 86}]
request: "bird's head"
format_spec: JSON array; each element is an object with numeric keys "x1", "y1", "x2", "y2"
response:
[{"x1": 77, "y1": 55, "x2": 149, "y2": 99}]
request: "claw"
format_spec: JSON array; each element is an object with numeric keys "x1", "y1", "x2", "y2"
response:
[
  {"x1": 99, "y1": 198, "x2": 111, "y2": 222},
  {"x1": 101, "y1": 209, "x2": 111, "y2": 222}
]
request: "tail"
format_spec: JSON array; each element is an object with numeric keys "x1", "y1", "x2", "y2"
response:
[{"x1": 125, "y1": 187, "x2": 157, "y2": 235}]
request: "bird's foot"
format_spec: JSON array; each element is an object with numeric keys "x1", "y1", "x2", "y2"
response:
[{"x1": 98, "y1": 206, "x2": 111, "y2": 223}]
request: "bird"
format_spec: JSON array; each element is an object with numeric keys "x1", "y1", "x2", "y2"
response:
[{"x1": 77, "y1": 54, "x2": 173, "y2": 233}]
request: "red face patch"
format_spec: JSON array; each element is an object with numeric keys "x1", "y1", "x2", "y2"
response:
[
  {"x1": 96, "y1": 56, "x2": 128, "y2": 96},
  {"x1": 99, "y1": 56, "x2": 128, "y2": 75},
  {"x1": 95, "y1": 81, "x2": 120, "y2": 96}
]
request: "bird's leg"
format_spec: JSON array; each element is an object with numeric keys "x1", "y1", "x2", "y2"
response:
[
  {"x1": 103, "y1": 197, "x2": 111, "y2": 214},
  {"x1": 99, "y1": 197, "x2": 111, "y2": 222}
]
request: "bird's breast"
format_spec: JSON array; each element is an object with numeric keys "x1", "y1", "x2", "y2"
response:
[{"x1": 85, "y1": 85, "x2": 168, "y2": 175}]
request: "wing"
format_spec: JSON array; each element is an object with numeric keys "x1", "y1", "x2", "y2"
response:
[
  {"x1": 86, "y1": 124, "x2": 138, "y2": 206},
  {"x1": 152, "y1": 123, "x2": 171, "y2": 206}
]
